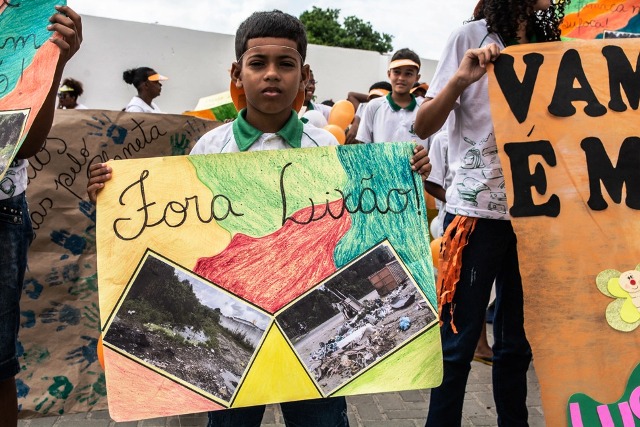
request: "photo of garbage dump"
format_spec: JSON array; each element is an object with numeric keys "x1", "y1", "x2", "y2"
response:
[
  {"x1": 276, "y1": 242, "x2": 437, "y2": 394},
  {"x1": 104, "y1": 252, "x2": 270, "y2": 402}
]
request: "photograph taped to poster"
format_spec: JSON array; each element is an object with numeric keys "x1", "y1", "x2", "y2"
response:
[
  {"x1": 96, "y1": 142, "x2": 442, "y2": 421},
  {"x1": 276, "y1": 241, "x2": 438, "y2": 395},
  {"x1": 103, "y1": 250, "x2": 271, "y2": 405},
  {"x1": 0, "y1": 109, "x2": 29, "y2": 176}
]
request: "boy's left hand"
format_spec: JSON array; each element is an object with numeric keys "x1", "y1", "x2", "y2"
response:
[{"x1": 410, "y1": 144, "x2": 431, "y2": 181}]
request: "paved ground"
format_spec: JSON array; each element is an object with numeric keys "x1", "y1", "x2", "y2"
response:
[
  {"x1": 16, "y1": 360, "x2": 544, "y2": 427},
  {"x1": 17, "y1": 327, "x2": 546, "y2": 427}
]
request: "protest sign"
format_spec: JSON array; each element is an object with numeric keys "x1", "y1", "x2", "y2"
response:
[
  {"x1": 561, "y1": 0, "x2": 640, "y2": 39},
  {"x1": 17, "y1": 110, "x2": 218, "y2": 418},
  {"x1": 488, "y1": 39, "x2": 640, "y2": 426},
  {"x1": 96, "y1": 142, "x2": 442, "y2": 421},
  {"x1": 0, "y1": 0, "x2": 63, "y2": 183}
]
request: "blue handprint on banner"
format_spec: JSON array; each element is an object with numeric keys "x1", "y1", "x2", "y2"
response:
[
  {"x1": 23, "y1": 278, "x2": 43, "y2": 300},
  {"x1": 65, "y1": 335, "x2": 98, "y2": 372},
  {"x1": 50, "y1": 229, "x2": 86, "y2": 256},
  {"x1": 40, "y1": 302, "x2": 80, "y2": 331},
  {"x1": 86, "y1": 113, "x2": 128, "y2": 146}
]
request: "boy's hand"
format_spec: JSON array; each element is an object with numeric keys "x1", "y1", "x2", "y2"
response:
[
  {"x1": 410, "y1": 144, "x2": 431, "y2": 181},
  {"x1": 87, "y1": 163, "x2": 112, "y2": 204},
  {"x1": 48, "y1": 5, "x2": 83, "y2": 66}
]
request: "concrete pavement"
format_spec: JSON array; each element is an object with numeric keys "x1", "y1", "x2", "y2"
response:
[{"x1": 16, "y1": 360, "x2": 545, "y2": 427}]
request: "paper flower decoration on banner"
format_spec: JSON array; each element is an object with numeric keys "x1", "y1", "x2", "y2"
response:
[{"x1": 596, "y1": 264, "x2": 640, "y2": 332}]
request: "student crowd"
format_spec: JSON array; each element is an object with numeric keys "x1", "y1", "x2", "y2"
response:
[{"x1": 2, "y1": 0, "x2": 571, "y2": 426}]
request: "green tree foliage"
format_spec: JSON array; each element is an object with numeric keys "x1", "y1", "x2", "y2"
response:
[
  {"x1": 299, "y1": 7, "x2": 393, "y2": 54},
  {"x1": 125, "y1": 256, "x2": 220, "y2": 331}
]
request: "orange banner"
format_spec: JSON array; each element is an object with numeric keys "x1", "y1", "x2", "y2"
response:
[{"x1": 488, "y1": 39, "x2": 640, "y2": 425}]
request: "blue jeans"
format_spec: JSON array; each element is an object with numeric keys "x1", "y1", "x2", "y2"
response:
[
  {"x1": 207, "y1": 397, "x2": 349, "y2": 427},
  {"x1": 0, "y1": 193, "x2": 33, "y2": 381},
  {"x1": 426, "y1": 214, "x2": 532, "y2": 427}
]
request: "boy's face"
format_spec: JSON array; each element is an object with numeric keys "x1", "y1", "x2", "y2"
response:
[
  {"x1": 232, "y1": 37, "x2": 308, "y2": 119},
  {"x1": 387, "y1": 66, "x2": 420, "y2": 96}
]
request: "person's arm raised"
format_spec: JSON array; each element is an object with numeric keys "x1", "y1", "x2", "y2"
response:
[
  {"x1": 414, "y1": 43, "x2": 500, "y2": 140},
  {"x1": 17, "y1": 6, "x2": 83, "y2": 159}
]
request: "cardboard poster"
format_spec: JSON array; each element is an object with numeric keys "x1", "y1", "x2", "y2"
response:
[
  {"x1": 96, "y1": 142, "x2": 442, "y2": 421},
  {"x1": 561, "y1": 0, "x2": 640, "y2": 39},
  {"x1": 17, "y1": 110, "x2": 218, "y2": 418},
  {"x1": 488, "y1": 39, "x2": 640, "y2": 426},
  {"x1": 0, "y1": 0, "x2": 64, "y2": 183}
]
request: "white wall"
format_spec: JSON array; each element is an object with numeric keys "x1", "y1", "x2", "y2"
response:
[{"x1": 63, "y1": 16, "x2": 437, "y2": 114}]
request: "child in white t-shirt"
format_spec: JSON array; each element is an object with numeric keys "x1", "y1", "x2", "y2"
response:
[{"x1": 355, "y1": 48, "x2": 430, "y2": 150}]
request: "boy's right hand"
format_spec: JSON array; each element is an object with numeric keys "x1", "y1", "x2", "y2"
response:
[{"x1": 87, "y1": 163, "x2": 112, "y2": 204}]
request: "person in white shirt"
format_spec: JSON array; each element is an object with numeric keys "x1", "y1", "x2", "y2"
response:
[
  {"x1": 414, "y1": 0, "x2": 569, "y2": 424},
  {"x1": 299, "y1": 69, "x2": 331, "y2": 120},
  {"x1": 355, "y1": 48, "x2": 430, "y2": 150},
  {"x1": 57, "y1": 77, "x2": 88, "y2": 109},
  {"x1": 122, "y1": 67, "x2": 168, "y2": 113}
]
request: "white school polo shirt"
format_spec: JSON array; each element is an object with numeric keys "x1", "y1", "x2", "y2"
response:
[
  {"x1": 190, "y1": 109, "x2": 338, "y2": 155},
  {"x1": 124, "y1": 96, "x2": 163, "y2": 113},
  {"x1": 355, "y1": 93, "x2": 430, "y2": 149}
]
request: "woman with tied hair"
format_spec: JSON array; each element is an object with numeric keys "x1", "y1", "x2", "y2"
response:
[
  {"x1": 57, "y1": 77, "x2": 88, "y2": 109},
  {"x1": 414, "y1": 0, "x2": 570, "y2": 426},
  {"x1": 122, "y1": 66, "x2": 168, "y2": 113}
]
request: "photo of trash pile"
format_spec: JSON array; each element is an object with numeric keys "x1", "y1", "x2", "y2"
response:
[{"x1": 276, "y1": 242, "x2": 437, "y2": 394}]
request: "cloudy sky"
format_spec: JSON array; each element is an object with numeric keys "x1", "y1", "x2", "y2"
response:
[
  {"x1": 175, "y1": 270, "x2": 271, "y2": 330},
  {"x1": 72, "y1": 0, "x2": 478, "y2": 60}
]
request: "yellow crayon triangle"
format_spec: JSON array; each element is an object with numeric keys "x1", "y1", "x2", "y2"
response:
[{"x1": 232, "y1": 323, "x2": 322, "y2": 407}]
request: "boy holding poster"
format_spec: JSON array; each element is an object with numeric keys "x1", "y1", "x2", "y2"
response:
[
  {"x1": 414, "y1": 0, "x2": 569, "y2": 425},
  {"x1": 88, "y1": 9, "x2": 431, "y2": 426}
]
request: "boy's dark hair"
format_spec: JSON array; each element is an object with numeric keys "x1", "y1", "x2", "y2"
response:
[
  {"x1": 370, "y1": 81, "x2": 392, "y2": 92},
  {"x1": 235, "y1": 10, "x2": 308, "y2": 61},
  {"x1": 390, "y1": 48, "x2": 421, "y2": 68},
  {"x1": 61, "y1": 77, "x2": 83, "y2": 98},
  {"x1": 123, "y1": 67, "x2": 155, "y2": 88}
]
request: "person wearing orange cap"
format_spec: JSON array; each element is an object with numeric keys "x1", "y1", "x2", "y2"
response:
[
  {"x1": 355, "y1": 48, "x2": 431, "y2": 150},
  {"x1": 122, "y1": 67, "x2": 168, "y2": 113},
  {"x1": 57, "y1": 77, "x2": 88, "y2": 109},
  {"x1": 410, "y1": 82, "x2": 429, "y2": 103}
]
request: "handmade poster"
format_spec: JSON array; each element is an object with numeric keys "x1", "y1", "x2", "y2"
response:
[
  {"x1": 17, "y1": 110, "x2": 218, "y2": 418},
  {"x1": 0, "y1": 0, "x2": 64, "y2": 183},
  {"x1": 96, "y1": 142, "x2": 442, "y2": 421},
  {"x1": 488, "y1": 39, "x2": 640, "y2": 426},
  {"x1": 561, "y1": 0, "x2": 640, "y2": 40}
]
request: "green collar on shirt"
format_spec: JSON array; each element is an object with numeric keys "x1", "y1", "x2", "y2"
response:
[
  {"x1": 386, "y1": 93, "x2": 418, "y2": 112},
  {"x1": 306, "y1": 102, "x2": 315, "y2": 111},
  {"x1": 232, "y1": 109, "x2": 304, "y2": 151}
]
